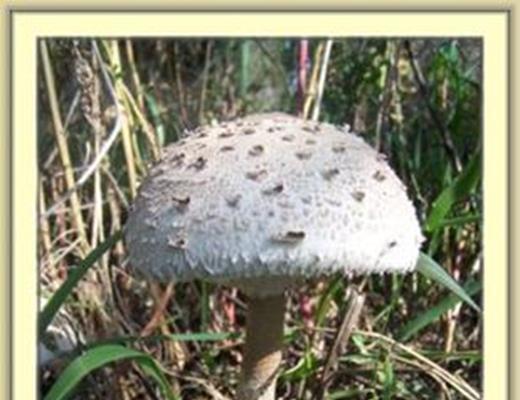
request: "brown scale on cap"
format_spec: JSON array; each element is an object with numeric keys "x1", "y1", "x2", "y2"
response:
[
  {"x1": 295, "y1": 151, "x2": 313, "y2": 160},
  {"x1": 220, "y1": 145, "x2": 235, "y2": 152},
  {"x1": 351, "y1": 191, "x2": 365, "y2": 202},
  {"x1": 272, "y1": 230, "x2": 306, "y2": 244},
  {"x1": 167, "y1": 236, "x2": 187, "y2": 250},
  {"x1": 225, "y1": 194, "x2": 242, "y2": 208},
  {"x1": 277, "y1": 200, "x2": 295, "y2": 209},
  {"x1": 325, "y1": 198, "x2": 343, "y2": 207},
  {"x1": 219, "y1": 131, "x2": 234, "y2": 138},
  {"x1": 245, "y1": 169, "x2": 268, "y2": 182},
  {"x1": 248, "y1": 145, "x2": 265, "y2": 157},
  {"x1": 373, "y1": 170, "x2": 386, "y2": 182},
  {"x1": 171, "y1": 195, "x2": 190, "y2": 206},
  {"x1": 301, "y1": 196, "x2": 312, "y2": 205},
  {"x1": 169, "y1": 152, "x2": 186, "y2": 167},
  {"x1": 189, "y1": 157, "x2": 207, "y2": 170},
  {"x1": 262, "y1": 183, "x2": 284, "y2": 195},
  {"x1": 321, "y1": 168, "x2": 340, "y2": 180}
]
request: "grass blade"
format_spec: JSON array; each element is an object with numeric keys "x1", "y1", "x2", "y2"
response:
[
  {"x1": 162, "y1": 331, "x2": 237, "y2": 342},
  {"x1": 39, "y1": 230, "x2": 123, "y2": 337},
  {"x1": 43, "y1": 344, "x2": 178, "y2": 400},
  {"x1": 425, "y1": 150, "x2": 480, "y2": 233},
  {"x1": 416, "y1": 252, "x2": 481, "y2": 313},
  {"x1": 398, "y1": 279, "x2": 481, "y2": 341}
]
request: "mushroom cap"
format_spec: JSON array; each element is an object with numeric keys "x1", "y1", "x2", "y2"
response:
[{"x1": 125, "y1": 113, "x2": 423, "y2": 297}]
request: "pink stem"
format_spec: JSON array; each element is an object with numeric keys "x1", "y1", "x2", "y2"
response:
[{"x1": 297, "y1": 39, "x2": 309, "y2": 116}]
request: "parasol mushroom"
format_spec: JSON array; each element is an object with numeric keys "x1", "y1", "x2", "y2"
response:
[{"x1": 124, "y1": 112, "x2": 423, "y2": 399}]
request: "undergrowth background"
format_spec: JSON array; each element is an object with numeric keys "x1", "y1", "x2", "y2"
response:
[{"x1": 38, "y1": 38, "x2": 482, "y2": 400}]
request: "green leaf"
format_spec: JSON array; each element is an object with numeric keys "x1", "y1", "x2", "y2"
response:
[
  {"x1": 240, "y1": 40, "x2": 251, "y2": 96},
  {"x1": 398, "y1": 279, "x2": 481, "y2": 341},
  {"x1": 314, "y1": 276, "x2": 343, "y2": 327},
  {"x1": 438, "y1": 213, "x2": 481, "y2": 228},
  {"x1": 65, "y1": 332, "x2": 239, "y2": 359},
  {"x1": 281, "y1": 351, "x2": 318, "y2": 381},
  {"x1": 162, "y1": 331, "x2": 237, "y2": 342},
  {"x1": 416, "y1": 252, "x2": 481, "y2": 313},
  {"x1": 382, "y1": 356, "x2": 395, "y2": 400},
  {"x1": 425, "y1": 150, "x2": 481, "y2": 233},
  {"x1": 144, "y1": 92, "x2": 165, "y2": 146},
  {"x1": 39, "y1": 230, "x2": 123, "y2": 337},
  {"x1": 43, "y1": 344, "x2": 178, "y2": 400},
  {"x1": 327, "y1": 388, "x2": 376, "y2": 399}
]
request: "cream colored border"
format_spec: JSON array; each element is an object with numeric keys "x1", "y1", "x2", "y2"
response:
[{"x1": 11, "y1": 11, "x2": 508, "y2": 400}]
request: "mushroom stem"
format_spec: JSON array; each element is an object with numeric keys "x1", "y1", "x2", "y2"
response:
[{"x1": 238, "y1": 293, "x2": 285, "y2": 400}]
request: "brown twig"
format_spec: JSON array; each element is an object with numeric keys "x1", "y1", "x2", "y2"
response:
[
  {"x1": 140, "y1": 282, "x2": 175, "y2": 337},
  {"x1": 316, "y1": 288, "x2": 365, "y2": 399}
]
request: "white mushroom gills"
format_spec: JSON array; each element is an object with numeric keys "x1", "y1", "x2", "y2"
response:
[{"x1": 124, "y1": 112, "x2": 424, "y2": 400}]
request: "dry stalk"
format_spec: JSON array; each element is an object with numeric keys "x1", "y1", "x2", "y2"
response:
[
  {"x1": 43, "y1": 90, "x2": 81, "y2": 170},
  {"x1": 102, "y1": 165, "x2": 129, "y2": 209},
  {"x1": 173, "y1": 42, "x2": 189, "y2": 124},
  {"x1": 108, "y1": 39, "x2": 138, "y2": 198},
  {"x1": 38, "y1": 179, "x2": 54, "y2": 270},
  {"x1": 162, "y1": 370, "x2": 231, "y2": 400},
  {"x1": 357, "y1": 330, "x2": 480, "y2": 400},
  {"x1": 121, "y1": 83, "x2": 161, "y2": 161},
  {"x1": 317, "y1": 288, "x2": 365, "y2": 399},
  {"x1": 125, "y1": 39, "x2": 145, "y2": 110},
  {"x1": 392, "y1": 354, "x2": 453, "y2": 400},
  {"x1": 105, "y1": 183, "x2": 126, "y2": 264},
  {"x1": 303, "y1": 42, "x2": 324, "y2": 120},
  {"x1": 311, "y1": 39, "x2": 333, "y2": 122},
  {"x1": 140, "y1": 282, "x2": 175, "y2": 337},
  {"x1": 41, "y1": 40, "x2": 123, "y2": 219},
  {"x1": 40, "y1": 39, "x2": 90, "y2": 256},
  {"x1": 120, "y1": 93, "x2": 146, "y2": 175},
  {"x1": 198, "y1": 40, "x2": 213, "y2": 124}
]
